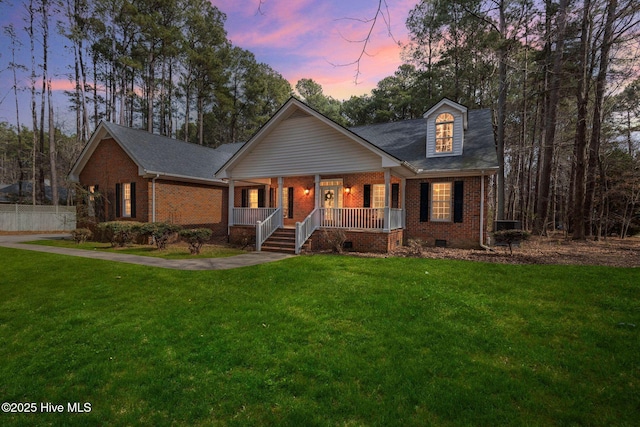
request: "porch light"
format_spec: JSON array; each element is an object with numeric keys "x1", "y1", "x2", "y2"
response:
[
  {"x1": 344, "y1": 186, "x2": 351, "y2": 194},
  {"x1": 304, "y1": 188, "x2": 310, "y2": 196}
]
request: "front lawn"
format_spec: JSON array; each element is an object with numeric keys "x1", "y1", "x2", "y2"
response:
[
  {"x1": 25, "y1": 238, "x2": 246, "y2": 259},
  {"x1": 1, "y1": 247, "x2": 638, "y2": 426}
]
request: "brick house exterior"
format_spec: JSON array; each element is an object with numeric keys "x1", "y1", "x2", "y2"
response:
[
  {"x1": 217, "y1": 98, "x2": 498, "y2": 253},
  {"x1": 69, "y1": 121, "x2": 238, "y2": 236},
  {"x1": 71, "y1": 98, "x2": 497, "y2": 254}
]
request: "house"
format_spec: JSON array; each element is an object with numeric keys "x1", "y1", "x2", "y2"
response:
[
  {"x1": 68, "y1": 121, "x2": 242, "y2": 236},
  {"x1": 216, "y1": 97, "x2": 498, "y2": 253}
]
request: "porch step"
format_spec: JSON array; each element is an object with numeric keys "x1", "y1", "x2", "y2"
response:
[{"x1": 261, "y1": 228, "x2": 297, "y2": 254}]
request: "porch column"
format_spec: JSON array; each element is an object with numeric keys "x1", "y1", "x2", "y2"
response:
[
  {"x1": 228, "y1": 179, "x2": 235, "y2": 233},
  {"x1": 384, "y1": 169, "x2": 391, "y2": 232},
  {"x1": 315, "y1": 174, "x2": 320, "y2": 210},
  {"x1": 278, "y1": 177, "x2": 284, "y2": 226},
  {"x1": 401, "y1": 177, "x2": 406, "y2": 228}
]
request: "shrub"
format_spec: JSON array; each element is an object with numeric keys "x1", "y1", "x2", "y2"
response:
[
  {"x1": 322, "y1": 229, "x2": 347, "y2": 253},
  {"x1": 139, "y1": 222, "x2": 182, "y2": 250},
  {"x1": 179, "y1": 228, "x2": 213, "y2": 255},
  {"x1": 97, "y1": 221, "x2": 142, "y2": 247},
  {"x1": 406, "y1": 238, "x2": 425, "y2": 257},
  {"x1": 493, "y1": 229, "x2": 531, "y2": 255},
  {"x1": 71, "y1": 228, "x2": 93, "y2": 244}
]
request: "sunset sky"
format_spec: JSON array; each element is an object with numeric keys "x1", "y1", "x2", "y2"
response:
[{"x1": 0, "y1": 0, "x2": 416, "y2": 127}]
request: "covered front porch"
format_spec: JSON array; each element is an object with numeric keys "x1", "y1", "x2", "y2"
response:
[{"x1": 228, "y1": 172, "x2": 405, "y2": 253}]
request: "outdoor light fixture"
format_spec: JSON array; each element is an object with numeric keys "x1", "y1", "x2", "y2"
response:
[
  {"x1": 344, "y1": 186, "x2": 351, "y2": 194},
  {"x1": 304, "y1": 188, "x2": 310, "y2": 196}
]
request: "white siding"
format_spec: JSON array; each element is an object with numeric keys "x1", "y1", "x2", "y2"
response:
[
  {"x1": 230, "y1": 116, "x2": 385, "y2": 178},
  {"x1": 426, "y1": 106, "x2": 464, "y2": 158}
]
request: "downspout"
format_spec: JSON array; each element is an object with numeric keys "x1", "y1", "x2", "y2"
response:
[
  {"x1": 479, "y1": 171, "x2": 493, "y2": 251},
  {"x1": 152, "y1": 173, "x2": 159, "y2": 223}
]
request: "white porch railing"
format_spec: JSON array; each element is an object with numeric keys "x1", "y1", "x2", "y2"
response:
[
  {"x1": 389, "y1": 208, "x2": 403, "y2": 230},
  {"x1": 294, "y1": 207, "x2": 403, "y2": 254},
  {"x1": 233, "y1": 207, "x2": 277, "y2": 226},
  {"x1": 256, "y1": 208, "x2": 282, "y2": 251},
  {"x1": 319, "y1": 208, "x2": 403, "y2": 230},
  {"x1": 295, "y1": 208, "x2": 321, "y2": 254}
]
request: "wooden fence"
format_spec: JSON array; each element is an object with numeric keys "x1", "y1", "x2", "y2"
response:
[{"x1": 0, "y1": 204, "x2": 76, "y2": 232}]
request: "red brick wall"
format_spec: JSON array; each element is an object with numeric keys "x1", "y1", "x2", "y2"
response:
[
  {"x1": 78, "y1": 138, "x2": 149, "y2": 222},
  {"x1": 404, "y1": 175, "x2": 489, "y2": 248},
  {"x1": 311, "y1": 228, "x2": 404, "y2": 253},
  {"x1": 152, "y1": 180, "x2": 228, "y2": 236}
]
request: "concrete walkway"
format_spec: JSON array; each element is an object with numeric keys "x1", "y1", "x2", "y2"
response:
[{"x1": 0, "y1": 234, "x2": 293, "y2": 270}]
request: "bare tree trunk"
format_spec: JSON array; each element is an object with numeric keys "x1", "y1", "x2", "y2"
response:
[
  {"x1": 534, "y1": 0, "x2": 569, "y2": 235},
  {"x1": 572, "y1": 0, "x2": 592, "y2": 240},
  {"x1": 584, "y1": 0, "x2": 618, "y2": 237}
]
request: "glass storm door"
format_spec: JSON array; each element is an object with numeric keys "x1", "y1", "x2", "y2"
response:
[{"x1": 322, "y1": 185, "x2": 342, "y2": 225}]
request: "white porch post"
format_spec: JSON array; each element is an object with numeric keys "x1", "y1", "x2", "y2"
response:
[
  {"x1": 278, "y1": 177, "x2": 284, "y2": 226},
  {"x1": 401, "y1": 177, "x2": 406, "y2": 229},
  {"x1": 228, "y1": 179, "x2": 235, "y2": 233},
  {"x1": 315, "y1": 174, "x2": 320, "y2": 210},
  {"x1": 384, "y1": 169, "x2": 391, "y2": 232}
]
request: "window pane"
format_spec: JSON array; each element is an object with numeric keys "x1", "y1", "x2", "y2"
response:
[
  {"x1": 435, "y1": 113, "x2": 454, "y2": 153},
  {"x1": 432, "y1": 183, "x2": 451, "y2": 221},
  {"x1": 249, "y1": 189, "x2": 259, "y2": 209},
  {"x1": 372, "y1": 184, "x2": 385, "y2": 208},
  {"x1": 122, "y1": 183, "x2": 131, "y2": 217},
  {"x1": 282, "y1": 188, "x2": 289, "y2": 217}
]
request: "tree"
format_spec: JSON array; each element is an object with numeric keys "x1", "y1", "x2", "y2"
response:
[{"x1": 295, "y1": 79, "x2": 345, "y2": 125}]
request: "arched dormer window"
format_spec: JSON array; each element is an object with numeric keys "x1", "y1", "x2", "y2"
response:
[{"x1": 435, "y1": 113, "x2": 454, "y2": 153}]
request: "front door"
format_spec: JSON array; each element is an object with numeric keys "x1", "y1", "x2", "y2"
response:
[{"x1": 322, "y1": 185, "x2": 342, "y2": 225}]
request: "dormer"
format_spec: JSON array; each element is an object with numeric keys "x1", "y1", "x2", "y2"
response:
[{"x1": 424, "y1": 98, "x2": 468, "y2": 158}]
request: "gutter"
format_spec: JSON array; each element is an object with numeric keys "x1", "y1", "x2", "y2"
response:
[
  {"x1": 479, "y1": 171, "x2": 493, "y2": 251},
  {"x1": 152, "y1": 173, "x2": 159, "y2": 223}
]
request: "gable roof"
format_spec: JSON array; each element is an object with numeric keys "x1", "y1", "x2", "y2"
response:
[
  {"x1": 69, "y1": 121, "x2": 243, "y2": 184},
  {"x1": 215, "y1": 97, "x2": 411, "y2": 179},
  {"x1": 423, "y1": 97, "x2": 468, "y2": 129},
  {"x1": 350, "y1": 109, "x2": 498, "y2": 176}
]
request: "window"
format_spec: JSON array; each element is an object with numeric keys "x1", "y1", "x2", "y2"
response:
[
  {"x1": 122, "y1": 183, "x2": 132, "y2": 217},
  {"x1": 115, "y1": 182, "x2": 135, "y2": 218},
  {"x1": 431, "y1": 182, "x2": 452, "y2": 221},
  {"x1": 435, "y1": 113, "x2": 454, "y2": 153},
  {"x1": 372, "y1": 184, "x2": 385, "y2": 208},
  {"x1": 248, "y1": 189, "x2": 259, "y2": 208},
  {"x1": 87, "y1": 185, "x2": 96, "y2": 217}
]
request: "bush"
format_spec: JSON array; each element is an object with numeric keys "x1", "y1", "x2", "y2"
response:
[
  {"x1": 97, "y1": 221, "x2": 142, "y2": 247},
  {"x1": 322, "y1": 229, "x2": 347, "y2": 253},
  {"x1": 406, "y1": 238, "x2": 425, "y2": 257},
  {"x1": 71, "y1": 228, "x2": 93, "y2": 244},
  {"x1": 179, "y1": 228, "x2": 213, "y2": 255},
  {"x1": 139, "y1": 222, "x2": 182, "y2": 250},
  {"x1": 493, "y1": 229, "x2": 531, "y2": 255}
]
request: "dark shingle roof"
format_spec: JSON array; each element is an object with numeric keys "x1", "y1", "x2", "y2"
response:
[
  {"x1": 101, "y1": 121, "x2": 243, "y2": 180},
  {"x1": 349, "y1": 109, "x2": 498, "y2": 173}
]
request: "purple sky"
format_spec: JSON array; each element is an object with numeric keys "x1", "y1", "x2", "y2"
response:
[{"x1": 0, "y1": 1, "x2": 415, "y2": 128}]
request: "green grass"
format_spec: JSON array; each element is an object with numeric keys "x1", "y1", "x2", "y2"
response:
[
  {"x1": 1, "y1": 247, "x2": 638, "y2": 426},
  {"x1": 25, "y1": 238, "x2": 246, "y2": 259}
]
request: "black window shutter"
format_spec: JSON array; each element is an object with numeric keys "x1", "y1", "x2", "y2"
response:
[
  {"x1": 391, "y1": 183, "x2": 399, "y2": 208},
  {"x1": 454, "y1": 180, "x2": 464, "y2": 223},
  {"x1": 419, "y1": 182, "x2": 429, "y2": 222},
  {"x1": 115, "y1": 183, "x2": 121, "y2": 217},
  {"x1": 258, "y1": 188, "x2": 265, "y2": 208},
  {"x1": 269, "y1": 188, "x2": 274, "y2": 208},
  {"x1": 130, "y1": 182, "x2": 136, "y2": 218},
  {"x1": 363, "y1": 184, "x2": 371, "y2": 208},
  {"x1": 241, "y1": 189, "x2": 248, "y2": 208},
  {"x1": 288, "y1": 187, "x2": 294, "y2": 218}
]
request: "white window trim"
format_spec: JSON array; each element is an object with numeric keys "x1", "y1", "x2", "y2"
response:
[
  {"x1": 435, "y1": 113, "x2": 454, "y2": 154},
  {"x1": 122, "y1": 183, "x2": 132, "y2": 218},
  {"x1": 431, "y1": 182, "x2": 452, "y2": 222}
]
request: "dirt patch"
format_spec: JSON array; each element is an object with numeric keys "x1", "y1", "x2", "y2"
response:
[{"x1": 376, "y1": 235, "x2": 640, "y2": 268}]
